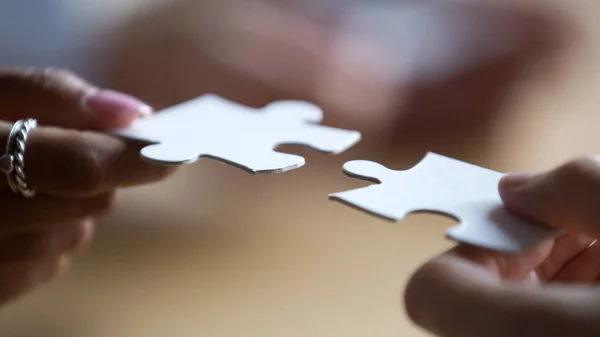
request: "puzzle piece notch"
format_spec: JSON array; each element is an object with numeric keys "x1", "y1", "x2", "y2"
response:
[
  {"x1": 330, "y1": 153, "x2": 559, "y2": 253},
  {"x1": 111, "y1": 94, "x2": 361, "y2": 173}
]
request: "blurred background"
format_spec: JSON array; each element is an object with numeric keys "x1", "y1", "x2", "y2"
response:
[{"x1": 0, "y1": 0, "x2": 599, "y2": 336}]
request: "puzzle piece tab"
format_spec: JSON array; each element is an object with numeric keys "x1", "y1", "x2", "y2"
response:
[
  {"x1": 111, "y1": 94, "x2": 361, "y2": 173},
  {"x1": 329, "y1": 153, "x2": 559, "y2": 253}
]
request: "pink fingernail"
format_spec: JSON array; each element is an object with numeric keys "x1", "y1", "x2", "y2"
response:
[{"x1": 83, "y1": 89, "x2": 153, "y2": 117}]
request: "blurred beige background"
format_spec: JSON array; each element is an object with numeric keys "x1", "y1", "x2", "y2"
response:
[{"x1": 0, "y1": 0, "x2": 599, "y2": 336}]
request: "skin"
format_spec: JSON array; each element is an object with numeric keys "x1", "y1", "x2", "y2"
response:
[
  {"x1": 0, "y1": 67, "x2": 176, "y2": 305},
  {"x1": 404, "y1": 156, "x2": 600, "y2": 337}
]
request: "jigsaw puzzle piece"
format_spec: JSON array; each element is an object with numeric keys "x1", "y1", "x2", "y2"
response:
[
  {"x1": 445, "y1": 201, "x2": 557, "y2": 254},
  {"x1": 198, "y1": 145, "x2": 306, "y2": 174},
  {"x1": 330, "y1": 153, "x2": 559, "y2": 253},
  {"x1": 330, "y1": 158, "x2": 452, "y2": 222},
  {"x1": 261, "y1": 100, "x2": 324, "y2": 122},
  {"x1": 260, "y1": 101, "x2": 362, "y2": 154},
  {"x1": 140, "y1": 142, "x2": 203, "y2": 165},
  {"x1": 110, "y1": 94, "x2": 361, "y2": 173},
  {"x1": 276, "y1": 124, "x2": 362, "y2": 154},
  {"x1": 140, "y1": 140, "x2": 305, "y2": 173}
]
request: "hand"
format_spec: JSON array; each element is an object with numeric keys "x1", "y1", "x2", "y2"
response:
[
  {"x1": 404, "y1": 156, "x2": 600, "y2": 337},
  {"x1": 0, "y1": 67, "x2": 175, "y2": 305}
]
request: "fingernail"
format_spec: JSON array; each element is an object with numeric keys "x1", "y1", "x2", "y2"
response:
[{"x1": 82, "y1": 89, "x2": 153, "y2": 117}]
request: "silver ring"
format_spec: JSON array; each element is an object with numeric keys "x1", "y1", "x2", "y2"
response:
[{"x1": 0, "y1": 118, "x2": 38, "y2": 197}]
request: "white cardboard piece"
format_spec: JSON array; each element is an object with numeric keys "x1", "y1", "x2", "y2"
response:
[
  {"x1": 111, "y1": 94, "x2": 361, "y2": 173},
  {"x1": 329, "y1": 152, "x2": 559, "y2": 253}
]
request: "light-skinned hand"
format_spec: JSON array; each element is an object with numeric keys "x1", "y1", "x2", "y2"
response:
[{"x1": 405, "y1": 156, "x2": 600, "y2": 337}]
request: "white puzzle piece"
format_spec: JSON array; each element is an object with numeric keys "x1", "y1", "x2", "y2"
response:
[
  {"x1": 329, "y1": 153, "x2": 559, "y2": 253},
  {"x1": 111, "y1": 94, "x2": 361, "y2": 173}
]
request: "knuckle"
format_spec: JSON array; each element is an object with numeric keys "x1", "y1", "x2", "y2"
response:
[
  {"x1": 555, "y1": 156, "x2": 600, "y2": 185},
  {"x1": 31, "y1": 67, "x2": 82, "y2": 91},
  {"x1": 5, "y1": 66, "x2": 91, "y2": 104},
  {"x1": 64, "y1": 132, "x2": 106, "y2": 194},
  {"x1": 15, "y1": 67, "x2": 69, "y2": 87}
]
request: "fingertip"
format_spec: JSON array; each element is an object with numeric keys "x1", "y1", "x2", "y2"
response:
[
  {"x1": 499, "y1": 172, "x2": 537, "y2": 190},
  {"x1": 404, "y1": 249, "x2": 520, "y2": 337},
  {"x1": 403, "y1": 259, "x2": 441, "y2": 329},
  {"x1": 498, "y1": 172, "x2": 542, "y2": 211},
  {"x1": 137, "y1": 103, "x2": 153, "y2": 117},
  {"x1": 404, "y1": 253, "x2": 472, "y2": 330},
  {"x1": 498, "y1": 172, "x2": 542, "y2": 200}
]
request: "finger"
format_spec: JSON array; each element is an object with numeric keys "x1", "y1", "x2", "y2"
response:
[
  {"x1": 404, "y1": 246, "x2": 600, "y2": 337},
  {"x1": 0, "y1": 219, "x2": 94, "y2": 265},
  {"x1": 449, "y1": 241, "x2": 553, "y2": 281},
  {"x1": 499, "y1": 156, "x2": 600, "y2": 238},
  {"x1": 536, "y1": 233, "x2": 596, "y2": 281},
  {"x1": 0, "y1": 123, "x2": 175, "y2": 197},
  {"x1": 0, "y1": 255, "x2": 70, "y2": 305},
  {"x1": 0, "y1": 191, "x2": 114, "y2": 232},
  {"x1": 552, "y1": 241, "x2": 600, "y2": 283},
  {"x1": 0, "y1": 67, "x2": 152, "y2": 130}
]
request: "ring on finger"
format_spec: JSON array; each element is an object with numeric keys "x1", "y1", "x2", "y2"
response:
[{"x1": 0, "y1": 119, "x2": 38, "y2": 198}]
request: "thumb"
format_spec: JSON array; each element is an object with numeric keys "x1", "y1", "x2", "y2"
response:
[
  {"x1": 404, "y1": 247, "x2": 600, "y2": 337},
  {"x1": 499, "y1": 156, "x2": 600, "y2": 238},
  {"x1": 0, "y1": 67, "x2": 152, "y2": 130}
]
